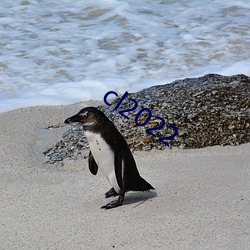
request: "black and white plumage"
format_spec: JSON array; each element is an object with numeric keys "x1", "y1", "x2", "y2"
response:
[{"x1": 65, "y1": 107, "x2": 154, "y2": 209}]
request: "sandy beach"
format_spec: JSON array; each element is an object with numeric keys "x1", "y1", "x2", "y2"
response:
[{"x1": 0, "y1": 102, "x2": 249, "y2": 249}]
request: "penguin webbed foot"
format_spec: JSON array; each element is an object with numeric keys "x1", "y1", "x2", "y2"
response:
[
  {"x1": 105, "y1": 187, "x2": 118, "y2": 198},
  {"x1": 101, "y1": 196, "x2": 124, "y2": 209}
]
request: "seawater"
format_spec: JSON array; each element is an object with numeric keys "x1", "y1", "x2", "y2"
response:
[{"x1": 0, "y1": 0, "x2": 249, "y2": 112}]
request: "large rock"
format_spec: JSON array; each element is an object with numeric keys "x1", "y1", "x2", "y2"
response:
[{"x1": 44, "y1": 74, "x2": 250, "y2": 163}]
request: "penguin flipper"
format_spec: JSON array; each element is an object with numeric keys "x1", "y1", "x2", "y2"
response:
[
  {"x1": 114, "y1": 146, "x2": 124, "y2": 190},
  {"x1": 88, "y1": 151, "x2": 98, "y2": 175}
]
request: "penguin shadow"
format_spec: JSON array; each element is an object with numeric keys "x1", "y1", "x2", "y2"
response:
[{"x1": 122, "y1": 190, "x2": 157, "y2": 208}]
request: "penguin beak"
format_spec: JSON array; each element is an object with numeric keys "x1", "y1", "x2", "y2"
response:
[{"x1": 64, "y1": 114, "x2": 81, "y2": 124}]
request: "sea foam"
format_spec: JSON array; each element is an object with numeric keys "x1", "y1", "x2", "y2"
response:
[{"x1": 0, "y1": 0, "x2": 249, "y2": 112}]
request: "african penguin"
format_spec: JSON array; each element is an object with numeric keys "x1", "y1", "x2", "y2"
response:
[{"x1": 65, "y1": 107, "x2": 154, "y2": 209}]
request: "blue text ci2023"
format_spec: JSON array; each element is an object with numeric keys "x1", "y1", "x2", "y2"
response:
[{"x1": 104, "y1": 91, "x2": 178, "y2": 147}]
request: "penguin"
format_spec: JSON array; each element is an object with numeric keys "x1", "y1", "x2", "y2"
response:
[{"x1": 65, "y1": 107, "x2": 154, "y2": 209}]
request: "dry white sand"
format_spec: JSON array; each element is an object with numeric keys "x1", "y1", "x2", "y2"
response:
[{"x1": 0, "y1": 102, "x2": 249, "y2": 249}]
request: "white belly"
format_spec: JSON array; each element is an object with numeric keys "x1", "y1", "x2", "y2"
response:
[{"x1": 85, "y1": 131, "x2": 120, "y2": 193}]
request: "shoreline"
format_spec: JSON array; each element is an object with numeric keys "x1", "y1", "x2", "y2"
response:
[{"x1": 0, "y1": 102, "x2": 249, "y2": 249}]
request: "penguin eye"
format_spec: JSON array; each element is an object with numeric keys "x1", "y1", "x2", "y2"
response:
[{"x1": 79, "y1": 112, "x2": 88, "y2": 119}]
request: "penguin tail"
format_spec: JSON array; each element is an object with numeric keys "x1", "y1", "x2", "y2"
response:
[{"x1": 131, "y1": 176, "x2": 154, "y2": 192}]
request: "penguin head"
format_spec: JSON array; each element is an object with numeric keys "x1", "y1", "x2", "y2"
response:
[{"x1": 65, "y1": 107, "x2": 108, "y2": 129}]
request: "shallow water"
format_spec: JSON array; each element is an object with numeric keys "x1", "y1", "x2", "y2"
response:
[{"x1": 0, "y1": 0, "x2": 249, "y2": 112}]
